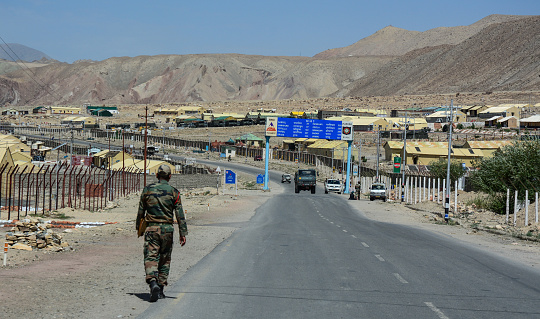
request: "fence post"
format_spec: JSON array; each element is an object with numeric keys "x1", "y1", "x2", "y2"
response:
[
  {"x1": 454, "y1": 180, "x2": 458, "y2": 212},
  {"x1": 514, "y1": 190, "x2": 518, "y2": 226},
  {"x1": 16, "y1": 166, "x2": 28, "y2": 220},
  {"x1": 7, "y1": 165, "x2": 19, "y2": 220},
  {"x1": 506, "y1": 188, "x2": 510, "y2": 224},
  {"x1": 49, "y1": 163, "x2": 57, "y2": 212},
  {"x1": 437, "y1": 178, "x2": 441, "y2": 204},
  {"x1": 534, "y1": 192, "x2": 538, "y2": 224},
  {"x1": 0, "y1": 163, "x2": 9, "y2": 219},
  {"x1": 423, "y1": 176, "x2": 426, "y2": 202},
  {"x1": 525, "y1": 190, "x2": 529, "y2": 226}
]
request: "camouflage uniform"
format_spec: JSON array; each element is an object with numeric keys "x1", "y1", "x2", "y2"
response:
[{"x1": 137, "y1": 178, "x2": 188, "y2": 287}]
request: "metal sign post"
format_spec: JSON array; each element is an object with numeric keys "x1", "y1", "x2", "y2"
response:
[{"x1": 265, "y1": 117, "x2": 353, "y2": 193}]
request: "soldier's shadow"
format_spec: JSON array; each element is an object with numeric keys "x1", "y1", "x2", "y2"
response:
[{"x1": 127, "y1": 292, "x2": 177, "y2": 301}]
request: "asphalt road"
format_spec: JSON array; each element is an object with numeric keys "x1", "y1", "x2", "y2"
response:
[{"x1": 137, "y1": 165, "x2": 540, "y2": 319}]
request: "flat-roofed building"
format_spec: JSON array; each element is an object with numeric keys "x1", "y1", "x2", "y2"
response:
[
  {"x1": 479, "y1": 104, "x2": 526, "y2": 120},
  {"x1": 520, "y1": 115, "x2": 540, "y2": 129},
  {"x1": 405, "y1": 146, "x2": 484, "y2": 167}
]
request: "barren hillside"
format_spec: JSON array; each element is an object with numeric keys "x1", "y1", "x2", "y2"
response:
[
  {"x1": 334, "y1": 15, "x2": 540, "y2": 97},
  {"x1": 0, "y1": 14, "x2": 537, "y2": 107},
  {"x1": 314, "y1": 14, "x2": 528, "y2": 58},
  {"x1": 0, "y1": 54, "x2": 392, "y2": 105}
]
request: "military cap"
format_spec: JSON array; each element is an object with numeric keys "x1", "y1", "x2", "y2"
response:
[{"x1": 157, "y1": 164, "x2": 172, "y2": 176}]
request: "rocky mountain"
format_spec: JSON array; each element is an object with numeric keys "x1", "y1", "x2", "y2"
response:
[
  {"x1": 333, "y1": 15, "x2": 540, "y2": 97},
  {"x1": 0, "y1": 43, "x2": 51, "y2": 62},
  {"x1": 0, "y1": 14, "x2": 537, "y2": 106},
  {"x1": 314, "y1": 14, "x2": 528, "y2": 58},
  {"x1": 0, "y1": 54, "x2": 392, "y2": 105}
]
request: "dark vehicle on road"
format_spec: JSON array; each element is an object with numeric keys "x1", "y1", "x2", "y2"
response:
[
  {"x1": 281, "y1": 174, "x2": 291, "y2": 183},
  {"x1": 294, "y1": 169, "x2": 317, "y2": 194}
]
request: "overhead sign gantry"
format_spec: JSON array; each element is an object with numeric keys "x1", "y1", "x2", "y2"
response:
[{"x1": 263, "y1": 117, "x2": 354, "y2": 193}]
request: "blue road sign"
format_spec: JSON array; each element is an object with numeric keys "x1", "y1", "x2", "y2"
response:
[
  {"x1": 276, "y1": 118, "x2": 343, "y2": 139},
  {"x1": 225, "y1": 170, "x2": 236, "y2": 184},
  {"x1": 256, "y1": 174, "x2": 264, "y2": 184}
]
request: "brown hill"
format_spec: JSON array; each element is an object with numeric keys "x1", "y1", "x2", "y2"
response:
[
  {"x1": 0, "y1": 14, "x2": 537, "y2": 106},
  {"x1": 333, "y1": 15, "x2": 540, "y2": 97},
  {"x1": 314, "y1": 14, "x2": 528, "y2": 58},
  {"x1": 0, "y1": 54, "x2": 391, "y2": 105}
]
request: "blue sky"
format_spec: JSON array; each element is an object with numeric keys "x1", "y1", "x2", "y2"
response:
[{"x1": 1, "y1": 0, "x2": 539, "y2": 63}]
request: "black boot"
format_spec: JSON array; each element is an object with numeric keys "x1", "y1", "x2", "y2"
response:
[
  {"x1": 149, "y1": 280, "x2": 160, "y2": 302},
  {"x1": 158, "y1": 284, "x2": 166, "y2": 299}
]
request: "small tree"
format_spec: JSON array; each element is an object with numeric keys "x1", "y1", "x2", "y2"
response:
[
  {"x1": 470, "y1": 140, "x2": 540, "y2": 213},
  {"x1": 428, "y1": 159, "x2": 466, "y2": 189}
]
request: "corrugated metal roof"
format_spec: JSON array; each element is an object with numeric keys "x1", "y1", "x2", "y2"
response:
[
  {"x1": 521, "y1": 115, "x2": 540, "y2": 123},
  {"x1": 426, "y1": 110, "x2": 466, "y2": 118},
  {"x1": 484, "y1": 115, "x2": 502, "y2": 121},
  {"x1": 480, "y1": 105, "x2": 517, "y2": 113},
  {"x1": 307, "y1": 140, "x2": 347, "y2": 149},
  {"x1": 406, "y1": 147, "x2": 483, "y2": 157},
  {"x1": 388, "y1": 141, "x2": 448, "y2": 149},
  {"x1": 498, "y1": 116, "x2": 516, "y2": 122},
  {"x1": 465, "y1": 140, "x2": 513, "y2": 149}
]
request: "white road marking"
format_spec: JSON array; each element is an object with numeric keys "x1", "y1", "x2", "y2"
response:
[
  {"x1": 336, "y1": 225, "x2": 341, "y2": 228},
  {"x1": 330, "y1": 222, "x2": 334, "y2": 224},
  {"x1": 342, "y1": 230, "x2": 347, "y2": 233},
  {"x1": 393, "y1": 273, "x2": 408, "y2": 284},
  {"x1": 361, "y1": 242, "x2": 369, "y2": 247},
  {"x1": 375, "y1": 255, "x2": 385, "y2": 262},
  {"x1": 424, "y1": 302, "x2": 450, "y2": 319},
  {"x1": 351, "y1": 235, "x2": 357, "y2": 238}
]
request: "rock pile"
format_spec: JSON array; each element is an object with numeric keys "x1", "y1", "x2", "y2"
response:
[{"x1": 4, "y1": 219, "x2": 70, "y2": 252}]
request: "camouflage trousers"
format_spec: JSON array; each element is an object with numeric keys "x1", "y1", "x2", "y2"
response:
[{"x1": 144, "y1": 224, "x2": 174, "y2": 286}]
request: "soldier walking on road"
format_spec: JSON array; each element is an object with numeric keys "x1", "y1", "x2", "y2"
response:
[{"x1": 137, "y1": 165, "x2": 188, "y2": 302}]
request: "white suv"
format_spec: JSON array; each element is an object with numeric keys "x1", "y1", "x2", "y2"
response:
[
  {"x1": 324, "y1": 179, "x2": 343, "y2": 194},
  {"x1": 369, "y1": 183, "x2": 387, "y2": 201}
]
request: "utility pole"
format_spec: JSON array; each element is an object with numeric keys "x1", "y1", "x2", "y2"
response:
[
  {"x1": 70, "y1": 123, "x2": 74, "y2": 165},
  {"x1": 401, "y1": 112, "x2": 407, "y2": 202},
  {"x1": 376, "y1": 130, "x2": 380, "y2": 181},
  {"x1": 444, "y1": 100, "x2": 454, "y2": 223},
  {"x1": 144, "y1": 105, "x2": 148, "y2": 187},
  {"x1": 122, "y1": 129, "x2": 125, "y2": 196}
]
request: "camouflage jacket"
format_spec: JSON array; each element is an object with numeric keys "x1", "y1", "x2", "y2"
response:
[{"x1": 137, "y1": 180, "x2": 188, "y2": 236}]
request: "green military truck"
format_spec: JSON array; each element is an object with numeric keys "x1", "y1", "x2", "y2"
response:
[{"x1": 294, "y1": 169, "x2": 317, "y2": 194}]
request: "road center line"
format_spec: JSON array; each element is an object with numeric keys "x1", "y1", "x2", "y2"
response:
[
  {"x1": 351, "y1": 235, "x2": 357, "y2": 238},
  {"x1": 375, "y1": 255, "x2": 385, "y2": 262},
  {"x1": 342, "y1": 230, "x2": 347, "y2": 233},
  {"x1": 393, "y1": 273, "x2": 408, "y2": 284},
  {"x1": 361, "y1": 242, "x2": 369, "y2": 247},
  {"x1": 424, "y1": 302, "x2": 450, "y2": 319}
]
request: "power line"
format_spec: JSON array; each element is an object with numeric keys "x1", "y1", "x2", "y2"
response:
[{"x1": 0, "y1": 36, "x2": 63, "y2": 101}]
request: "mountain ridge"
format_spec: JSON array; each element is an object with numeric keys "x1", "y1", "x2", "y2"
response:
[{"x1": 0, "y1": 14, "x2": 537, "y2": 106}]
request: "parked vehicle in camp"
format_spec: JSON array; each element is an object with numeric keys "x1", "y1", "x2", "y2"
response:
[{"x1": 369, "y1": 182, "x2": 387, "y2": 201}]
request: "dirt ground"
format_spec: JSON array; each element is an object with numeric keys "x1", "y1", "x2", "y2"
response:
[{"x1": 1, "y1": 157, "x2": 540, "y2": 318}]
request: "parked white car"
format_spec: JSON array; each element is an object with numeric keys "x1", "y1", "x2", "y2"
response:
[
  {"x1": 369, "y1": 182, "x2": 387, "y2": 201},
  {"x1": 324, "y1": 179, "x2": 343, "y2": 194}
]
